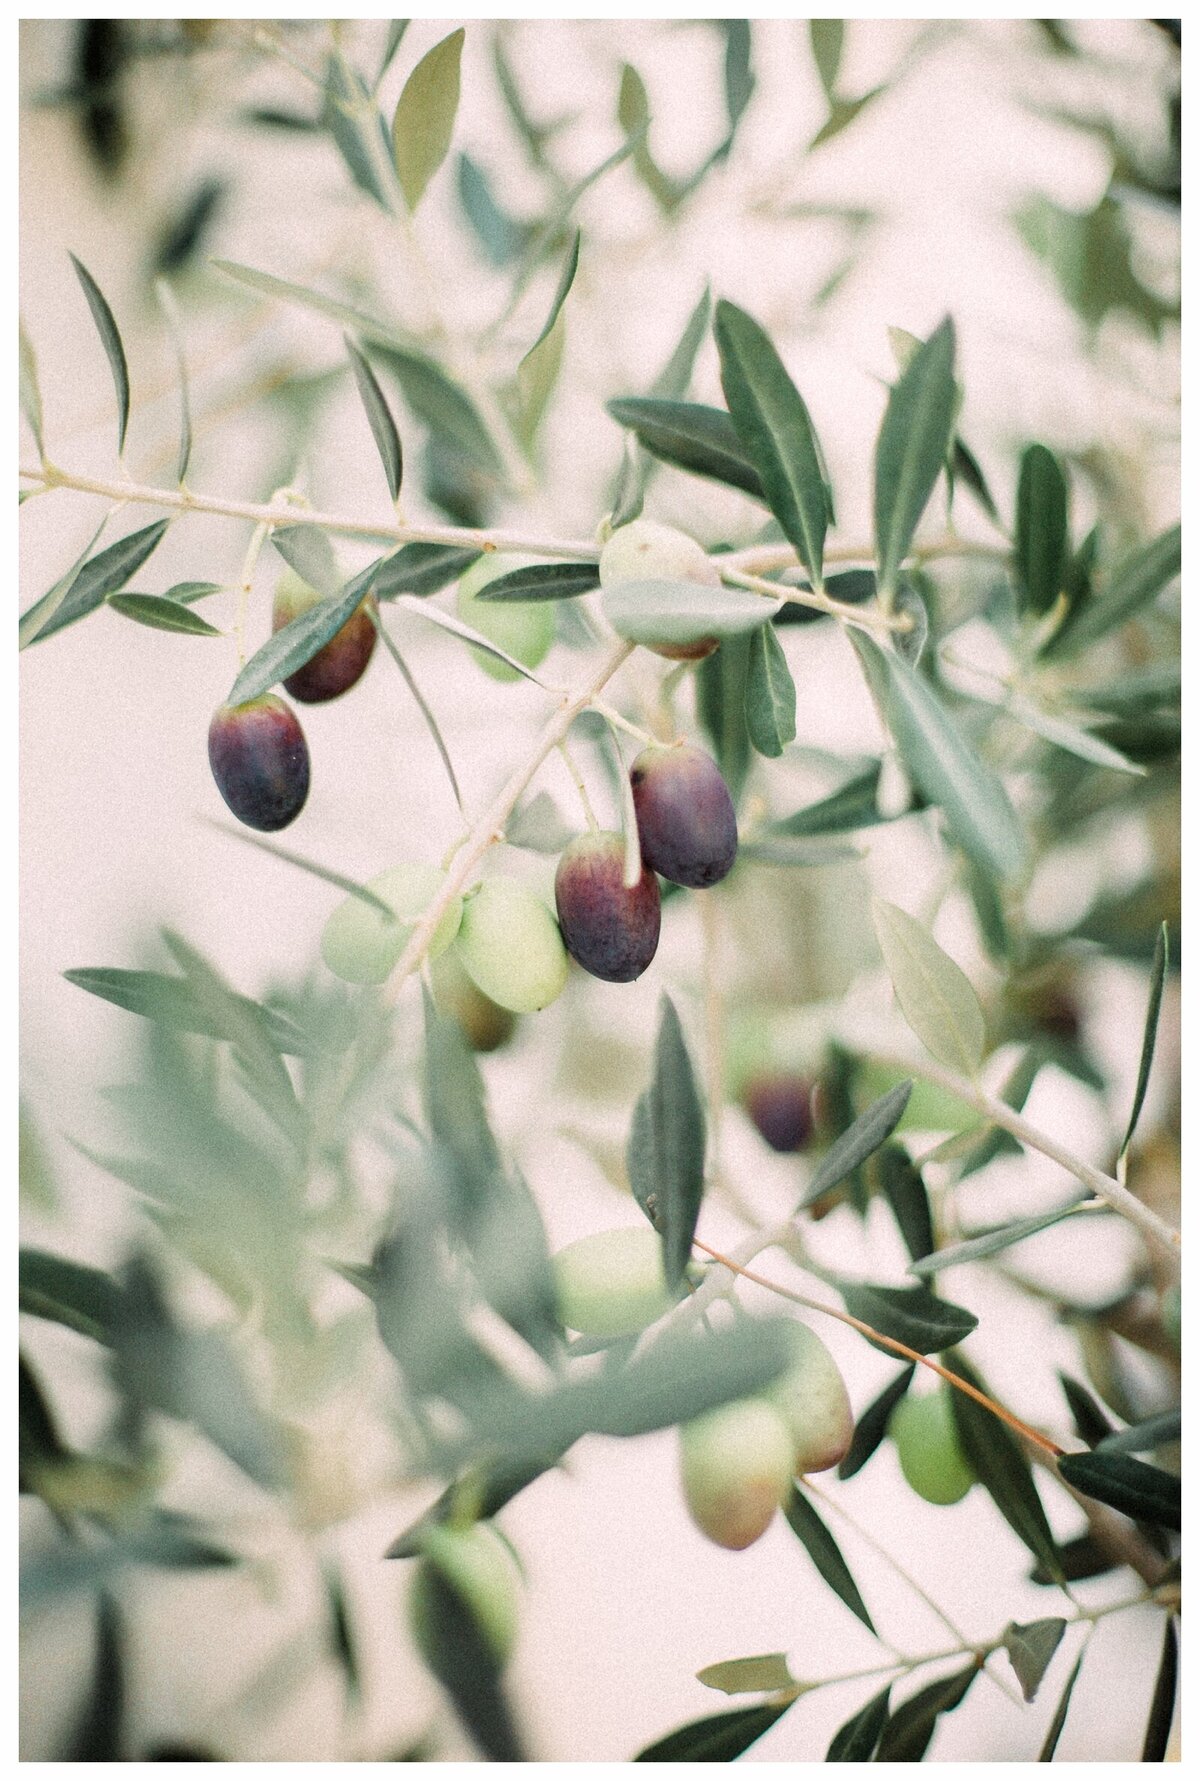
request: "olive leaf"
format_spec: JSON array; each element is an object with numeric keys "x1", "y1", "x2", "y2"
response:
[
  {"x1": 874, "y1": 317, "x2": 957, "y2": 597},
  {"x1": 837, "y1": 1364, "x2": 916, "y2": 1480},
  {"x1": 635, "y1": 1703, "x2": 790, "y2": 1762},
  {"x1": 1014, "y1": 444, "x2": 1069, "y2": 616},
  {"x1": 696, "y1": 1653, "x2": 798, "y2": 1697},
  {"x1": 606, "y1": 397, "x2": 766, "y2": 500},
  {"x1": 602, "y1": 577, "x2": 779, "y2": 651},
  {"x1": 744, "y1": 621, "x2": 797, "y2": 757},
  {"x1": 783, "y1": 1487, "x2": 875, "y2": 1631},
  {"x1": 1118, "y1": 921, "x2": 1168, "y2": 1163},
  {"x1": 346, "y1": 336, "x2": 404, "y2": 502},
  {"x1": 1002, "y1": 1618, "x2": 1066, "y2": 1702},
  {"x1": 797, "y1": 1080, "x2": 912, "y2": 1211},
  {"x1": 626, "y1": 996, "x2": 706, "y2": 1289},
  {"x1": 21, "y1": 520, "x2": 170, "y2": 648},
  {"x1": 476, "y1": 561, "x2": 599, "y2": 602},
  {"x1": 228, "y1": 558, "x2": 381, "y2": 706},
  {"x1": 827, "y1": 1685, "x2": 891, "y2": 1761},
  {"x1": 19, "y1": 317, "x2": 44, "y2": 456},
  {"x1": 70, "y1": 253, "x2": 130, "y2": 455},
  {"x1": 392, "y1": 28, "x2": 465, "y2": 212},
  {"x1": 105, "y1": 594, "x2": 220, "y2": 636},
  {"x1": 871, "y1": 898, "x2": 986, "y2": 1077},
  {"x1": 271, "y1": 524, "x2": 342, "y2": 598}
]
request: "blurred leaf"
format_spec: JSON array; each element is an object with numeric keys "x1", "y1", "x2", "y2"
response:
[
  {"x1": 325, "y1": 54, "x2": 395, "y2": 210},
  {"x1": 20, "y1": 1352, "x2": 69, "y2": 1488},
  {"x1": 827, "y1": 1685, "x2": 891, "y2": 1760},
  {"x1": 346, "y1": 336, "x2": 403, "y2": 501},
  {"x1": 837, "y1": 1363, "x2": 915, "y2": 1480},
  {"x1": 1039, "y1": 1648, "x2": 1085, "y2": 1759},
  {"x1": 1142, "y1": 1618, "x2": 1178, "y2": 1761},
  {"x1": 697, "y1": 634, "x2": 752, "y2": 805},
  {"x1": 772, "y1": 760, "x2": 893, "y2": 835},
  {"x1": 60, "y1": 1593, "x2": 123, "y2": 1760},
  {"x1": 370, "y1": 611, "x2": 465, "y2": 816},
  {"x1": 21, "y1": 519, "x2": 170, "y2": 647},
  {"x1": 477, "y1": 561, "x2": 598, "y2": 602},
  {"x1": 271, "y1": 524, "x2": 341, "y2": 598},
  {"x1": 1014, "y1": 192, "x2": 1178, "y2": 339},
  {"x1": 413, "y1": 1546, "x2": 526, "y2": 1760},
  {"x1": 744, "y1": 621, "x2": 796, "y2": 757},
  {"x1": 636, "y1": 1703, "x2": 790, "y2": 1761},
  {"x1": 323, "y1": 1562, "x2": 361, "y2": 1701},
  {"x1": 908, "y1": 1200, "x2": 1090, "y2": 1276},
  {"x1": 653, "y1": 285, "x2": 713, "y2": 401},
  {"x1": 872, "y1": 899, "x2": 986, "y2": 1077},
  {"x1": 1014, "y1": 444, "x2": 1069, "y2": 616},
  {"x1": 228, "y1": 558, "x2": 380, "y2": 704},
  {"x1": 1074, "y1": 660, "x2": 1180, "y2": 718},
  {"x1": 20, "y1": 1250, "x2": 122, "y2": 1344},
  {"x1": 155, "y1": 276, "x2": 193, "y2": 483},
  {"x1": 892, "y1": 575, "x2": 930, "y2": 668},
  {"x1": 1029, "y1": 1533, "x2": 1116, "y2": 1587},
  {"x1": 1118, "y1": 921, "x2": 1168, "y2": 1162},
  {"x1": 19, "y1": 1102, "x2": 58, "y2": 1213},
  {"x1": 810, "y1": 20, "x2": 844, "y2": 100},
  {"x1": 950, "y1": 436, "x2": 1000, "y2": 524},
  {"x1": 159, "y1": 930, "x2": 299, "y2": 1137},
  {"x1": 512, "y1": 310, "x2": 564, "y2": 445},
  {"x1": 20, "y1": 1516, "x2": 235, "y2": 1608},
  {"x1": 618, "y1": 62, "x2": 686, "y2": 214},
  {"x1": 696, "y1": 1653, "x2": 797, "y2": 1697},
  {"x1": 105, "y1": 593, "x2": 220, "y2": 635},
  {"x1": 392, "y1": 28, "x2": 464, "y2": 211},
  {"x1": 457, "y1": 153, "x2": 535, "y2": 267},
  {"x1": 386, "y1": 1453, "x2": 565, "y2": 1558},
  {"x1": 874, "y1": 1662, "x2": 978, "y2": 1761},
  {"x1": 424, "y1": 990, "x2": 502, "y2": 1220},
  {"x1": 850, "y1": 631, "x2": 1027, "y2": 881},
  {"x1": 606, "y1": 397, "x2": 766, "y2": 500},
  {"x1": 877, "y1": 1145, "x2": 933, "y2": 1262},
  {"x1": 810, "y1": 87, "x2": 886, "y2": 151},
  {"x1": 503, "y1": 791, "x2": 575, "y2": 854},
  {"x1": 392, "y1": 593, "x2": 548, "y2": 685},
  {"x1": 945, "y1": 1352, "x2": 1060, "y2": 1576},
  {"x1": 797, "y1": 1081, "x2": 912, "y2": 1211},
  {"x1": 715, "y1": 19, "x2": 755, "y2": 150},
  {"x1": 153, "y1": 176, "x2": 225, "y2": 280},
  {"x1": 64, "y1": 965, "x2": 313, "y2": 1055},
  {"x1": 466, "y1": 1168, "x2": 561, "y2": 1363},
  {"x1": 1003, "y1": 1618, "x2": 1066, "y2": 1702},
  {"x1": 783, "y1": 1487, "x2": 875, "y2": 1631},
  {"x1": 1094, "y1": 1410, "x2": 1180, "y2": 1457},
  {"x1": 520, "y1": 229, "x2": 579, "y2": 368},
  {"x1": 627, "y1": 997, "x2": 706, "y2": 1289},
  {"x1": 211, "y1": 259, "x2": 421, "y2": 355},
  {"x1": 715, "y1": 300, "x2": 828, "y2": 586},
  {"x1": 19, "y1": 318, "x2": 44, "y2": 455},
  {"x1": 603, "y1": 577, "x2": 778, "y2": 651},
  {"x1": 70, "y1": 253, "x2": 130, "y2": 455},
  {"x1": 738, "y1": 835, "x2": 859, "y2": 868},
  {"x1": 373, "y1": 343, "x2": 503, "y2": 477},
  {"x1": 1002, "y1": 691, "x2": 1147, "y2": 776},
  {"x1": 954, "y1": 1046, "x2": 1039, "y2": 1177},
  {"x1": 1059, "y1": 1373, "x2": 1115, "y2": 1447},
  {"x1": 839, "y1": 1280, "x2": 978, "y2": 1354},
  {"x1": 873, "y1": 317, "x2": 956, "y2": 597},
  {"x1": 1056, "y1": 1450, "x2": 1180, "y2": 1532}
]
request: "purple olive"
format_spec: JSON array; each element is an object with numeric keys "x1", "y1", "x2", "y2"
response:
[
  {"x1": 554, "y1": 831, "x2": 661, "y2": 983},
  {"x1": 272, "y1": 570, "x2": 377, "y2": 704},
  {"x1": 208, "y1": 694, "x2": 310, "y2": 831},
  {"x1": 744, "y1": 1073, "x2": 815, "y2": 1153},
  {"x1": 630, "y1": 744, "x2": 737, "y2": 889}
]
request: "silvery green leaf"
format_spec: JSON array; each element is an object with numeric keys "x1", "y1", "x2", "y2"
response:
[
  {"x1": 652, "y1": 285, "x2": 712, "y2": 400},
  {"x1": 606, "y1": 397, "x2": 765, "y2": 500},
  {"x1": 626, "y1": 996, "x2": 706, "y2": 1289},
  {"x1": 211, "y1": 259, "x2": 421, "y2": 355},
  {"x1": 1120, "y1": 922, "x2": 1169, "y2": 1161},
  {"x1": 1005, "y1": 692, "x2": 1147, "y2": 776},
  {"x1": 603, "y1": 577, "x2": 778, "y2": 650},
  {"x1": 270, "y1": 524, "x2": 341, "y2": 598},
  {"x1": 19, "y1": 318, "x2": 44, "y2": 456},
  {"x1": 1002, "y1": 1619, "x2": 1066, "y2": 1702},
  {"x1": 457, "y1": 152, "x2": 535, "y2": 267},
  {"x1": 874, "y1": 317, "x2": 957, "y2": 596},
  {"x1": 871, "y1": 898, "x2": 986, "y2": 1077},
  {"x1": 744, "y1": 621, "x2": 796, "y2": 757},
  {"x1": 105, "y1": 594, "x2": 220, "y2": 636},
  {"x1": 797, "y1": 1081, "x2": 912, "y2": 1211},
  {"x1": 70, "y1": 253, "x2": 130, "y2": 455},
  {"x1": 228, "y1": 559, "x2": 380, "y2": 705},
  {"x1": 155, "y1": 278, "x2": 192, "y2": 485},
  {"x1": 391, "y1": 593, "x2": 549, "y2": 686},
  {"x1": 1044, "y1": 523, "x2": 1180, "y2": 658},
  {"x1": 21, "y1": 520, "x2": 170, "y2": 647},
  {"x1": 346, "y1": 335, "x2": 403, "y2": 501},
  {"x1": 520, "y1": 229, "x2": 579, "y2": 369}
]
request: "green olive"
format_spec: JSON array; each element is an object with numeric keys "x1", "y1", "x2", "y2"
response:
[
  {"x1": 454, "y1": 879, "x2": 569, "y2": 1013},
  {"x1": 552, "y1": 1227, "x2": 675, "y2": 1337},
  {"x1": 889, "y1": 1389, "x2": 975, "y2": 1506},
  {"x1": 320, "y1": 864, "x2": 462, "y2": 985},
  {"x1": 456, "y1": 553, "x2": 555, "y2": 682},
  {"x1": 679, "y1": 1398, "x2": 796, "y2": 1551},
  {"x1": 598, "y1": 519, "x2": 718, "y2": 590},
  {"x1": 407, "y1": 1522, "x2": 520, "y2": 1669},
  {"x1": 760, "y1": 1321, "x2": 854, "y2": 1475}
]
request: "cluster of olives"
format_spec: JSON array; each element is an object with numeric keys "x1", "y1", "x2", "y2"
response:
[{"x1": 208, "y1": 570, "x2": 377, "y2": 831}]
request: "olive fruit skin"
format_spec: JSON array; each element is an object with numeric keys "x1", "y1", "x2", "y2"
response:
[
  {"x1": 430, "y1": 946, "x2": 517, "y2": 1052},
  {"x1": 455, "y1": 879, "x2": 569, "y2": 1013},
  {"x1": 407, "y1": 1523, "x2": 520, "y2": 1671},
  {"x1": 761, "y1": 1321, "x2": 854, "y2": 1475},
  {"x1": 554, "y1": 831, "x2": 661, "y2": 983},
  {"x1": 552, "y1": 1227, "x2": 674, "y2": 1337},
  {"x1": 679, "y1": 1399, "x2": 796, "y2": 1551},
  {"x1": 889, "y1": 1390, "x2": 975, "y2": 1506},
  {"x1": 630, "y1": 744, "x2": 738, "y2": 889},
  {"x1": 744, "y1": 1072, "x2": 815, "y2": 1153},
  {"x1": 272, "y1": 569, "x2": 377, "y2": 703},
  {"x1": 599, "y1": 519, "x2": 722, "y2": 660},
  {"x1": 207, "y1": 694, "x2": 310, "y2": 831},
  {"x1": 456, "y1": 553, "x2": 554, "y2": 682},
  {"x1": 321, "y1": 864, "x2": 462, "y2": 985}
]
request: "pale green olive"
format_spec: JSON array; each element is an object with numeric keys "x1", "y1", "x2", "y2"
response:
[
  {"x1": 889, "y1": 1389, "x2": 975, "y2": 1506},
  {"x1": 320, "y1": 864, "x2": 462, "y2": 985},
  {"x1": 760, "y1": 1320, "x2": 854, "y2": 1475},
  {"x1": 679, "y1": 1398, "x2": 796, "y2": 1551},
  {"x1": 407, "y1": 1522, "x2": 520, "y2": 1669},
  {"x1": 456, "y1": 553, "x2": 555, "y2": 682},
  {"x1": 598, "y1": 519, "x2": 719, "y2": 590},
  {"x1": 454, "y1": 879, "x2": 569, "y2": 1013},
  {"x1": 552, "y1": 1227, "x2": 674, "y2": 1337}
]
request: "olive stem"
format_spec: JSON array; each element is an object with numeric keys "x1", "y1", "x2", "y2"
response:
[
  {"x1": 235, "y1": 523, "x2": 270, "y2": 669},
  {"x1": 556, "y1": 739, "x2": 599, "y2": 833},
  {"x1": 586, "y1": 700, "x2": 657, "y2": 747},
  {"x1": 719, "y1": 566, "x2": 910, "y2": 636}
]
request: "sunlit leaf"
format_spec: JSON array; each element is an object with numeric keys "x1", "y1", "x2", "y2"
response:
[
  {"x1": 783, "y1": 1487, "x2": 875, "y2": 1631},
  {"x1": 873, "y1": 317, "x2": 956, "y2": 597},
  {"x1": 872, "y1": 898, "x2": 986, "y2": 1077},
  {"x1": 346, "y1": 335, "x2": 403, "y2": 501},
  {"x1": 696, "y1": 1653, "x2": 797, "y2": 1697},
  {"x1": 70, "y1": 253, "x2": 130, "y2": 455},
  {"x1": 744, "y1": 621, "x2": 796, "y2": 757},
  {"x1": 627, "y1": 996, "x2": 706, "y2": 1289},
  {"x1": 392, "y1": 27, "x2": 465, "y2": 211}
]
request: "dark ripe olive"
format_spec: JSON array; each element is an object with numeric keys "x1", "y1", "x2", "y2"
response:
[
  {"x1": 630, "y1": 744, "x2": 737, "y2": 889},
  {"x1": 554, "y1": 831, "x2": 661, "y2": 983},
  {"x1": 207, "y1": 693, "x2": 310, "y2": 831},
  {"x1": 744, "y1": 1072, "x2": 815, "y2": 1153},
  {"x1": 272, "y1": 570, "x2": 377, "y2": 704}
]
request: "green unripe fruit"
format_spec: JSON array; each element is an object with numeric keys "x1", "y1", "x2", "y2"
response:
[
  {"x1": 889, "y1": 1389, "x2": 975, "y2": 1506},
  {"x1": 679, "y1": 1399, "x2": 796, "y2": 1551},
  {"x1": 430, "y1": 946, "x2": 517, "y2": 1052},
  {"x1": 552, "y1": 1227, "x2": 675, "y2": 1338},
  {"x1": 599, "y1": 520, "x2": 721, "y2": 660},
  {"x1": 407, "y1": 1523, "x2": 520, "y2": 1670},
  {"x1": 761, "y1": 1321, "x2": 854, "y2": 1475},
  {"x1": 456, "y1": 553, "x2": 554, "y2": 682},
  {"x1": 455, "y1": 879, "x2": 569, "y2": 1013},
  {"x1": 321, "y1": 864, "x2": 462, "y2": 985}
]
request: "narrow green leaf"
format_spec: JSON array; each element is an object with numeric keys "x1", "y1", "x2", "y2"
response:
[
  {"x1": 636, "y1": 1703, "x2": 789, "y2": 1762},
  {"x1": 374, "y1": 542, "x2": 481, "y2": 599},
  {"x1": 738, "y1": 835, "x2": 860, "y2": 868},
  {"x1": 159, "y1": 930, "x2": 298, "y2": 1131},
  {"x1": 797, "y1": 1081, "x2": 912, "y2": 1211},
  {"x1": 228, "y1": 559, "x2": 380, "y2": 705},
  {"x1": 1003, "y1": 1619, "x2": 1066, "y2": 1702},
  {"x1": 20, "y1": 1352, "x2": 69, "y2": 1485},
  {"x1": 408, "y1": 1536, "x2": 527, "y2": 1760},
  {"x1": 696, "y1": 633, "x2": 752, "y2": 805},
  {"x1": 837, "y1": 1364, "x2": 916, "y2": 1480},
  {"x1": 874, "y1": 1662, "x2": 978, "y2": 1761},
  {"x1": 626, "y1": 997, "x2": 706, "y2": 1289},
  {"x1": 1141, "y1": 1617, "x2": 1178, "y2": 1761},
  {"x1": 827, "y1": 1685, "x2": 891, "y2": 1761},
  {"x1": 21, "y1": 520, "x2": 170, "y2": 646},
  {"x1": 372, "y1": 343, "x2": 503, "y2": 476},
  {"x1": 520, "y1": 229, "x2": 580, "y2": 369},
  {"x1": 155, "y1": 278, "x2": 192, "y2": 485},
  {"x1": 385, "y1": 1454, "x2": 564, "y2": 1559},
  {"x1": 61, "y1": 1594, "x2": 124, "y2": 1760},
  {"x1": 105, "y1": 594, "x2": 220, "y2": 636},
  {"x1": 696, "y1": 1654, "x2": 797, "y2": 1697},
  {"x1": 810, "y1": 20, "x2": 845, "y2": 100},
  {"x1": 877, "y1": 1144, "x2": 934, "y2": 1262},
  {"x1": 370, "y1": 610, "x2": 465, "y2": 815},
  {"x1": 1119, "y1": 922, "x2": 1168, "y2": 1161},
  {"x1": 838, "y1": 1281, "x2": 978, "y2": 1354},
  {"x1": 618, "y1": 63, "x2": 685, "y2": 214},
  {"x1": 323, "y1": 1562, "x2": 361, "y2": 1701},
  {"x1": 715, "y1": 299, "x2": 829, "y2": 585},
  {"x1": 476, "y1": 560, "x2": 599, "y2": 602},
  {"x1": 160, "y1": 580, "x2": 222, "y2": 603},
  {"x1": 850, "y1": 630, "x2": 1027, "y2": 881},
  {"x1": 20, "y1": 1250, "x2": 123, "y2": 1344},
  {"x1": 603, "y1": 576, "x2": 778, "y2": 651},
  {"x1": 653, "y1": 285, "x2": 713, "y2": 401},
  {"x1": 457, "y1": 152, "x2": 534, "y2": 267},
  {"x1": 810, "y1": 88, "x2": 886, "y2": 152},
  {"x1": 1038, "y1": 1648, "x2": 1084, "y2": 1760},
  {"x1": 325, "y1": 54, "x2": 396, "y2": 210},
  {"x1": 346, "y1": 335, "x2": 403, "y2": 501},
  {"x1": 951, "y1": 436, "x2": 1000, "y2": 523},
  {"x1": 744, "y1": 621, "x2": 797, "y2": 757},
  {"x1": 392, "y1": 27, "x2": 464, "y2": 211},
  {"x1": 1030, "y1": 1534, "x2": 1115, "y2": 1588},
  {"x1": 391, "y1": 592, "x2": 549, "y2": 686},
  {"x1": 1004, "y1": 691, "x2": 1148, "y2": 776},
  {"x1": 423, "y1": 990, "x2": 502, "y2": 1218},
  {"x1": 271, "y1": 523, "x2": 341, "y2": 598},
  {"x1": 202, "y1": 820, "x2": 400, "y2": 920},
  {"x1": 1059, "y1": 1373, "x2": 1115, "y2": 1447},
  {"x1": 945, "y1": 1352, "x2": 1061, "y2": 1575},
  {"x1": 1015, "y1": 444, "x2": 1069, "y2": 615},
  {"x1": 874, "y1": 317, "x2": 957, "y2": 596},
  {"x1": 606, "y1": 396, "x2": 766, "y2": 500},
  {"x1": 783, "y1": 1487, "x2": 875, "y2": 1631},
  {"x1": 19, "y1": 318, "x2": 44, "y2": 456},
  {"x1": 375, "y1": 20, "x2": 409, "y2": 88},
  {"x1": 1056, "y1": 1450, "x2": 1180, "y2": 1532},
  {"x1": 872, "y1": 898, "x2": 986, "y2": 1077},
  {"x1": 1095, "y1": 1410, "x2": 1180, "y2": 1457},
  {"x1": 1045, "y1": 523, "x2": 1181, "y2": 657},
  {"x1": 772, "y1": 761, "x2": 894, "y2": 836},
  {"x1": 63, "y1": 965, "x2": 311, "y2": 1054},
  {"x1": 70, "y1": 253, "x2": 130, "y2": 455},
  {"x1": 211, "y1": 258, "x2": 419, "y2": 355},
  {"x1": 908, "y1": 1200, "x2": 1090, "y2": 1276}
]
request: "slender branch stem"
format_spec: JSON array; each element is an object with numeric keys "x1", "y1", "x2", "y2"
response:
[
  {"x1": 723, "y1": 534, "x2": 1011, "y2": 577},
  {"x1": 720, "y1": 565, "x2": 907, "y2": 635}
]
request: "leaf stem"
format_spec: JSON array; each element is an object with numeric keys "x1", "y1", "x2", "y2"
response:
[{"x1": 720, "y1": 565, "x2": 907, "y2": 636}]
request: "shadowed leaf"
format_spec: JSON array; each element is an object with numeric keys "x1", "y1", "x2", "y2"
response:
[
  {"x1": 874, "y1": 1662, "x2": 978, "y2": 1761},
  {"x1": 945, "y1": 1352, "x2": 1060, "y2": 1576},
  {"x1": 797, "y1": 1081, "x2": 912, "y2": 1211},
  {"x1": 837, "y1": 1364, "x2": 915, "y2": 1480},
  {"x1": 783, "y1": 1487, "x2": 875, "y2": 1631},
  {"x1": 1056, "y1": 1449, "x2": 1180, "y2": 1532},
  {"x1": 627, "y1": 997, "x2": 706, "y2": 1288},
  {"x1": 1119, "y1": 922, "x2": 1168, "y2": 1162},
  {"x1": 346, "y1": 335, "x2": 403, "y2": 501},
  {"x1": 636, "y1": 1702, "x2": 790, "y2": 1761},
  {"x1": 827, "y1": 1685, "x2": 891, "y2": 1760},
  {"x1": 1142, "y1": 1618, "x2": 1178, "y2": 1761}
]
